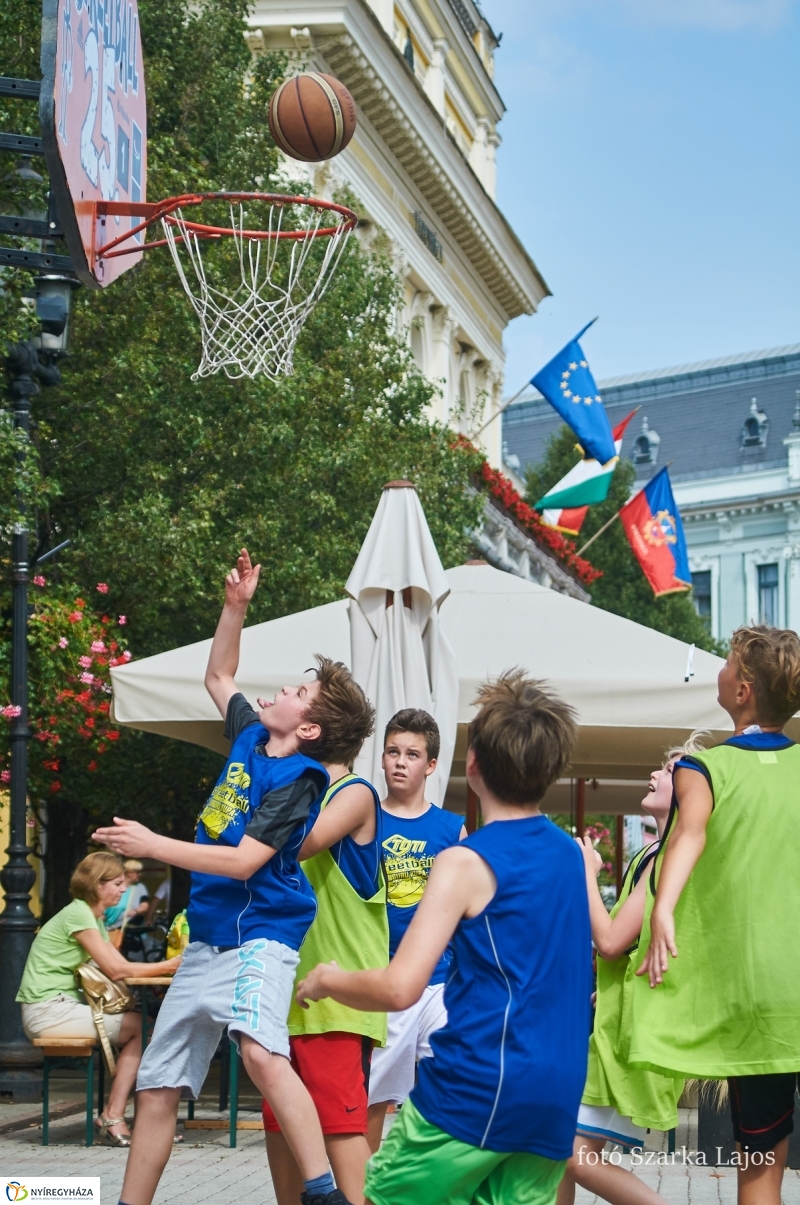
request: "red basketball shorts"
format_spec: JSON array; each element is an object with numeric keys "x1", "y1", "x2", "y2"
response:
[{"x1": 262, "y1": 1031, "x2": 373, "y2": 1135}]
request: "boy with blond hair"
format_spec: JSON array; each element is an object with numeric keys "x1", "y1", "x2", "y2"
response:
[
  {"x1": 298, "y1": 672, "x2": 592, "y2": 1205},
  {"x1": 635, "y1": 624, "x2": 800, "y2": 1205}
]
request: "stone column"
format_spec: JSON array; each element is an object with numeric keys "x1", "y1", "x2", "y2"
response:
[{"x1": 424, "y1": 39, "x2": 448, "y2": 116}]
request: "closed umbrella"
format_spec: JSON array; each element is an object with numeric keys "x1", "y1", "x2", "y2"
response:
[{"x1": 346, "y1": 481, "x2": 458, "y2": 804}]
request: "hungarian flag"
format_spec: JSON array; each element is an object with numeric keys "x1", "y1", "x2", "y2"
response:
[
  {"x1": 537, "y1": 410, "x2": 638, "y2": 535},
  {"x1": 620, "y1": 467, "x2": 691, "y2": 597}
]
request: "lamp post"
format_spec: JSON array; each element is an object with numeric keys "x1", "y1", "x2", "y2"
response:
[{"x1": 0, "y1": 276, "x2": 75, "y2": 1101}]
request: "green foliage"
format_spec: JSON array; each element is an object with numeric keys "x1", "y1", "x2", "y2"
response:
[
  {"x1": 525, "y1": 426, "x2": 724, "y2": 653},
  {"x1": 1, "y1": 0, "x2": 482, "y2": 909}
]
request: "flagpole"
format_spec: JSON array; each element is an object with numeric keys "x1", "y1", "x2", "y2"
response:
[
  {"x1": 470, "y1": 381, "x2": 530, "y2": 442},
  {"x1": 575, "y1": 462, "x2": 672, "y2": 556},
  {"x1": 576, "y1": 509, "x2": 622, "y2": 555}
]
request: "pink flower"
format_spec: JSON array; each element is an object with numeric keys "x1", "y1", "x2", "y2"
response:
[
  {"x1": 118, "y1": 616, "x2": 127, "y2": 626},
  {"x1": 80, "y1": 672, "x2": 94, "y2": 685},
  {"x1": 68, "y1": 612, "x2": 82, "y2": 623},
  {"x1": 0, "y1": 770, "x2": 9, "y2": 783},
  {"x1": 33, "y1": 575, "x2": 46, "y2": 587},
  {"x1": 78, "y1": 655, "x2": 92, "y2": 668},
  {"x1": 121, "y1": 650, "x2": 132, "y2": 662},
  {"x1": 58, "y1": 637, "x2": 69, "y2": 649},
  {"x1": 2, "y1": 705, "x2": 22, "y2": 719},
  {"x1": 96, "y1": 583, "x2": 109, "y2": 594},
  {"x1": 91, "y1": 641, "x2": 106, "y2": 653}
]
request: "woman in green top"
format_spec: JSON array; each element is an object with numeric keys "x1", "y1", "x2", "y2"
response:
[
  {"x1": 17, "y1": 851, "x2": 180, "y2": 1146},
  {"x1": 557, "y1": 736, "x2": 704, "y2": 1205}
]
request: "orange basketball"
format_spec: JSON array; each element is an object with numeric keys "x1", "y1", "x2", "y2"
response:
[{"x1": 268, "y1": 73, "x2": 357, "y2": 163}]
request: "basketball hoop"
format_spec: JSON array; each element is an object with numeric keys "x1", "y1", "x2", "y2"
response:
[{"x1": 94, "y1": 192, "x2": 358, "y2": 380}]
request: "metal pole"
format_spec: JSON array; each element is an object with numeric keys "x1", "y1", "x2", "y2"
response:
[
  {"x1": 575, "y1": 778, "x2": 586, "y2": 840},
  {"x1": 615, "y1": 815, "x2": 625, "y2": 899},
  {"x1": 0, "y1": 343, "x2": 43, "y2": 1101}
]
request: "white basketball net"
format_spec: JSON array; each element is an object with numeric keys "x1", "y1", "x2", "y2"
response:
[{"x1": 161, "y1": 200, "x2": 354, "y2": 381}]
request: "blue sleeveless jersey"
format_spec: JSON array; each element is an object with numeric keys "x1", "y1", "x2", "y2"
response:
[
  {"x1": 412, "y1": 815, "x2": 592, "y2": 1158},
  {"x1": 187, "y1": 723, "x2": 328, "y2": 950},
  {"x1": 382, "y1": 805, "x2": 464, "y2": 984}
]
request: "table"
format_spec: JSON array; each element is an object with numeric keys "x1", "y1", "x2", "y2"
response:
[{"x1": 124, "y1": 976, "x2": 175, "y2": 1050}]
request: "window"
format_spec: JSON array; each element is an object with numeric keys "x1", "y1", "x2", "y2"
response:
[
  {"x1": 692, "y1": 570, "x2": 712, "y2": 623},
  {"x1": 757, "y1": 563, "x2": 779, "y2": 626},
  {"x1": 633, "y1": 416, "x2": 660, "y2": 466}
]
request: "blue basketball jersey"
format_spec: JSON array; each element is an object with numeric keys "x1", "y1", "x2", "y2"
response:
[
  {"x1": 412, "y1": 815, "x2": 592, "y2": 1159},
  {"x1": 381, "y1": 804, "x2": 464, "y2": 984},
  {"x1": 187, "y1": 723, "x2": 328, "y2": 950}
]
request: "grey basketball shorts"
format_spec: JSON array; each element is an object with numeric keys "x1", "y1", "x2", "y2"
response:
[{"x1": 137, "y1": 938, "x2": 300, "y2": 1098}]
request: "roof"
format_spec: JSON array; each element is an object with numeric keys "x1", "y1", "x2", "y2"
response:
[{"x1": 503, "y1": 343, "x2": 800, "y2": 484}]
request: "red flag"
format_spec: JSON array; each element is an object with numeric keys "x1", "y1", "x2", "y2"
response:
[{"x1": 620, "y1": 468, "x2": 691, "y2": 597}]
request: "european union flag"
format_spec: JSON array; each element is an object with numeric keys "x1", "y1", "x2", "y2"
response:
[{"x1": 530, "y1": 321, "x2": 616, "y2": 466}]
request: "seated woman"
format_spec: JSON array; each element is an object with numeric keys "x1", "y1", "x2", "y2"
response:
[{"x1": 16, "y1": 850, "x2": 181, "y2": 1146}]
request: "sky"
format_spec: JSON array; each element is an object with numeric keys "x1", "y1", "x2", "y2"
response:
[{"x1": 485, "y1": 0, "x2": 800, "y2": 392}]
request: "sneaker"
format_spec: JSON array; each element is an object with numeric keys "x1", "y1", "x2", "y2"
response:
[{"x1": 300, "y1": 1192, "x2": 353, "y2": 1205}]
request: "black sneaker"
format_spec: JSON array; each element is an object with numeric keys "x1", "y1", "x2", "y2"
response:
[{"x1": 300, "y1": 1192, "x2": 353, "y2": 1205}]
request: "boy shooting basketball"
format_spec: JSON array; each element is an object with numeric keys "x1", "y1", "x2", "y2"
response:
[
  {"x1": 94, "y1": 550, "x2": 374, "y2": 1205},
  {"x1": 298, "y1": 672, "x2": 592, "y2": 1205}
]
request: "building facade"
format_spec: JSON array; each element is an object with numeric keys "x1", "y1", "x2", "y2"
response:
[
  {"x1": 247, "y1": 0, "x2": 549, "y2": 469},
  {"x1": 503, "y1": 344, "x2": 800, "y2": 640}
]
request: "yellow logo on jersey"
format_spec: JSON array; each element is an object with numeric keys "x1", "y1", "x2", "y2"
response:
[
  {"x1": 198, "y1": 762, "x2": 252, "y2": 839},
  {"x1": 382, "y1": 833, "x2": 435, "y2": 908}
]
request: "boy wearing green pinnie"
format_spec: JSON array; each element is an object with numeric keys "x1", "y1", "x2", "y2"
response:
[{"x1": 634, "y1": 625, "x2": 800, "y2": 1205}]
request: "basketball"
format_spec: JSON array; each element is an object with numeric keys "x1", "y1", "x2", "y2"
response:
[{"x1": 268, "y1": 72, "x2": 357, "y2": 163}]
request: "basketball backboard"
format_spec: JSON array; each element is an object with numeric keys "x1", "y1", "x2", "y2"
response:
[{"x1": 39, "y1": 0, "x2": 147, "y2": 288}]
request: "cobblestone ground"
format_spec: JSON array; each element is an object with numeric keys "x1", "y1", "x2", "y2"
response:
[{"x1": 3, "y1": 1107, "x2": 800, "y2": 1203}]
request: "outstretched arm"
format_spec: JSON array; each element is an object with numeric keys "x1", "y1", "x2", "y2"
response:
[
  {"x1": 637, "y1": 766, "x2": 713, "y2": 987},
  {"x1": 575, "y1": 836, "x2": 647, "y2": 961},
  {"x1": 92, "y1": 818, "x2": 276, "y2": 880},
  {"x1": 205, "y1": 549, "x2": 261, "y2": 719},
  {"x1": 296, "y1": 844, "x2": 496, "y2": 1013}
]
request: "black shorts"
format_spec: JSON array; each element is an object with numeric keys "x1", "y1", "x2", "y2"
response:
[{"x1": 728, "y1": 1073, "x2": 800, "y2": 1152}]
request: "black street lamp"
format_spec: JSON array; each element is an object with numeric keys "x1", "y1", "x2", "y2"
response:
[{"x1": 0, "y1": 323, "x2": 68, "y2": 1101}]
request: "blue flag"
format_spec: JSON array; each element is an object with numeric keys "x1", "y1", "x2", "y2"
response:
[{"x1": 530, "y1": 321, "x2": 616, "y2": 466}]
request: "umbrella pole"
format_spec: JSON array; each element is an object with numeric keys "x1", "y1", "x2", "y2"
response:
[{"x1": 615, "y1": 816, "x2": 624, "y2": 898}]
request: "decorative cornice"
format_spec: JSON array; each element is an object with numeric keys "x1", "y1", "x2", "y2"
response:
[{"x1": 473, "y1": 495, "x2": 591, "y2": 602}]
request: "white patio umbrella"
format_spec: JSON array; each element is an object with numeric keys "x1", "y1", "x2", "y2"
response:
[
  {"x1": 345, "y1": 481, "x2": 459, "y2": 804},
  {"x1": 112, "y1": 563, "x2": 792, "y2": 788}
]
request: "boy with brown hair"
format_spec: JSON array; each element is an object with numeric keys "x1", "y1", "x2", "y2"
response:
[
  {"x1": 297, "y1": 672, "x2": 592, "y2": 1205},
  {"x1": 94, "y1": 549, "x2": 375, "y2": 1205},
  {"x1": 366, "y1": 708, "x2": 465, "y2": 1151},
  {"x1": 635, "y1": 624, "x2": 800, "y2": 1205}
]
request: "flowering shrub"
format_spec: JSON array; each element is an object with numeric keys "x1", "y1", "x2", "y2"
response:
[
  {"x1": 478, "y1": 461, "x2": 603, "y2": 587},
  {"x1": 0, "y1": 583, "x2": 131, "y2": 798}
]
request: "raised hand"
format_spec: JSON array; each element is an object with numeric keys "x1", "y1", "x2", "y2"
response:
[
  {"x1": 224, "y1": 548, "x2": 261, "y2": 609},
  {"x1": 576, "y1": 834, "x2": 603, "y2": 879}
]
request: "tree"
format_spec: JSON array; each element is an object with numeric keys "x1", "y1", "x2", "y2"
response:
[
  {"x1": 0, "y1": 0, "x2": 483, "y2": 914},
  {"x1": 525, "y1": 426, "x2": 724, "y2": 653}
]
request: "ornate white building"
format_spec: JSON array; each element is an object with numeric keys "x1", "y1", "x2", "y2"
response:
[{"x1": 247, "y1": 0, "x2": 549, "y2": 469}]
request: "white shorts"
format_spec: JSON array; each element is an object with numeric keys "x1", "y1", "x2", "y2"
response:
[
  {"x1": 21, "y1": 994, "x2": 125, "y2": 1045},
  {"x1": 137, "y1": 939, "x2": 299, "y2": 1099},
  {"x1": 576, "y1": 1103, "x2": 647, "y2": 1152},
  {"x1": 368, "y1": 982, "x2": 447, "y2": 1107}
]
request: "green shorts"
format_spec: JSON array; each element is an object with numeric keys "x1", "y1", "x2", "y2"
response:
[{"x1": 364, "y1": 1099, "x2": 566, "y2": 1205}]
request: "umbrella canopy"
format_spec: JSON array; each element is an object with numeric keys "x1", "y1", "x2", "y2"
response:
[
  {"x1": 112, "y1": 563, "x2": 783, "y2": 789},
  {"x1": 346, "y1": 481, "x2": 458, "y2": 803}
]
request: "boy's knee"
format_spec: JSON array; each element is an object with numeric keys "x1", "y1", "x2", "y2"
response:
[
  {"x1": 135, "y1": 1086, "x2": 182, "y2": 1114},
  {"x1": 240, "y1": 1038, "x2": 285, "y2": 1081}
]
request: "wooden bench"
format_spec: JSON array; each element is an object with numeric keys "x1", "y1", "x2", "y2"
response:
[{"x1": 33, "y1": 1037, "x2": 104, "y2": 1147}]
